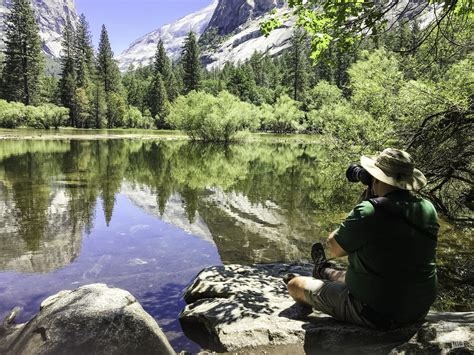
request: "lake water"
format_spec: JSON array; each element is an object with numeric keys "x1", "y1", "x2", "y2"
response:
[{"x1": 0, "y1": 137, "x2": 471, "y2": 352}]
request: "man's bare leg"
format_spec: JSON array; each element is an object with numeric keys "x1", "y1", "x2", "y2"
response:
[
  {"x1": 287, "y1": 276, "x2": 325, "y2": 306},
  {"x1": 287, "y1": 268, "x2": 346, "y2": 305},
  {"x1": 321, "y1": 268, "x2": 346, "y2": 283}
]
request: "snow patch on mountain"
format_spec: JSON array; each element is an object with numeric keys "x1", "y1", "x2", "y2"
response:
[
  {"x1": 116, "y1": 1, "x2": 218, "y2": 72},
  {"x1": 0, "y1": 0, "x2": 78, "y2": 58}
]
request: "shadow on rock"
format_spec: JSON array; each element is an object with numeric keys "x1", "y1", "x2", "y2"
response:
[{"x1": 179, "y1": 263, "x2": 474, "y2": 353}]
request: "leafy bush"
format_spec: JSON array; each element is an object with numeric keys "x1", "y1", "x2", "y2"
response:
[
  {"x1": 396, "y1": 57, "x2": 473, "y2": 218},
  {"x1": 307, "y1": 101, "x2": 391, "y2": 150},
  {"x1": 303, "y1": 80, "x2": 344, "y2": 111},
  {"x1": 166, "y1": 90, "x2": 259, "y2": 142},
  {"x1": 106, "y1": 92, "x2": 128, "y2": 128},
  {"x1": 47, "y1": 105, "x2": 69, "y2": 129},
  {"x1": 25, "y1": 104, "x2": 69, "y2": 129},
  {"x1": 126, "y1": 106, "x2": 154, "y2": 129},
  {"x1": 259, "y1": 95, "x2": 305, "y2": 133},
  {"x1": 0, "y1": 100, "x2": 69, "y2": 129},
  {"x1": 0, "y1": 100, "x2": 25, "y2": 128},
  {"x1": 348, "y1": 49, "x2": 403, "y2": 121}
]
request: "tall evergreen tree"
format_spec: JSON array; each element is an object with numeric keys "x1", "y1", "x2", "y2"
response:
[
  {"x1": 181, "y1": 31, "x2": 201, "y2": 94},
  {"x1": 97, "y1": 25, "x2": 121, "y2": 93},
  {"x1": 154, "y1": 39, "x2": 178, "y2": 101},
  {"x1": 147, "y1": 72, "x2": 169, "y2": 128},
  {"x1": 92, "y1": 82, "x2": 106, "y2": 129},
  {"x1": 59, "y1": 16, "x2": 77, "y2": 126},
  {"x1": 97, "y1": 25, "x2": 122, "y2": 128},
  {"x1": 154, "y1": 39, "x2": 168, "y2": 76},
  {"x1": 123, "y1": 70, "x2": 146, "y2": 113},
  {"x1": 227, "y1": 65, "x2": 257, "y2": 103},
  {"x1": 0, "y1": 0, "x2": 44, "y2": 105},
  {"x1": 74, "y1": 14, "x2": 96, "y2": 128},
  {"x1": 287, "y1": 29, "x2": 308, "y2": 101},
  {"x1": 249, "y1": 51, "x2": 268, "y2": 87},
  {"x1": 75, "y1": 14, "x2": 95, "y2": 88}
]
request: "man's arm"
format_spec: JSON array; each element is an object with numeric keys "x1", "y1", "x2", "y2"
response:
[{"x1": 328, "y1": 229, "x2": 347, "y2": 257}]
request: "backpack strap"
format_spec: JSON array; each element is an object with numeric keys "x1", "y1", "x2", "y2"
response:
[{"x1": 368, "y1": 197, "x2": 437, "y2": 242}]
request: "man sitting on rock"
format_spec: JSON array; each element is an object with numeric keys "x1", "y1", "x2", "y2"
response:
[{"x1": 286, "y1": 148, "x2": 439, "y2": 329}]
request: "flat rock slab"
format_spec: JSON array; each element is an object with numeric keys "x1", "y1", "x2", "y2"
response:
[
  {"x1": 179, "y1": 264, "x2": 473, "y2": 354},
  {"x1": 0, "y1": 283, "x2": 175, "y2": 355}
]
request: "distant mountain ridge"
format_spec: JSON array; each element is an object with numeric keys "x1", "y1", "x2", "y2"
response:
[
  {"x1": 116, "y1": 0, "x2": 293, "y2": 71},
  {"x1": 0, "y1": 0, "x2": 78, "y2": 58},
  {"x1": 115, "y1": 1, "x2": 218, "y2": 71}
]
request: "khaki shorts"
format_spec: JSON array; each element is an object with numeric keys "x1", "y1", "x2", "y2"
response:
[{"x1": 304, "y1": 281, "x2": 375, "y2": 328}]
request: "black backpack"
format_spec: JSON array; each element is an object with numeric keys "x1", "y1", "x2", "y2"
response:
[{"x1": 368, "y1": 196, "x2": 437, "y2": 241}]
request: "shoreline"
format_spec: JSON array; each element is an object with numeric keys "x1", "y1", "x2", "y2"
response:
[{"x1": 0, "y1": 128, "x2": 327, "y2": 144}]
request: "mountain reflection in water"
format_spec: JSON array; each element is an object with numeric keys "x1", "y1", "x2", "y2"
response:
[{"x1": 0, "y1": 139, "x2": 356, "y2": 352}]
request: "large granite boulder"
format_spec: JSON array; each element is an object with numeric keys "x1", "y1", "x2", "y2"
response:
[
  {"x1": 0, "y1": 283, "x2": 175, "y2": 355},
  {"x1": 179, "y1": 264, "x2": 473, "y2": 354}
]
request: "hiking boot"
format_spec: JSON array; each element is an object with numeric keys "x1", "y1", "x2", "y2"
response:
[{"x1": 311, "y1": 242, "x2": 332, "y2": 279}]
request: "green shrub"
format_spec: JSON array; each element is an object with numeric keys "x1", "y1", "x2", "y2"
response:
[
  {"x1": 25, "y1": 104, "x2": 69, "y2": 129},
  {"x1": 259, "y1": 95, "x2": 305, "y2": 133},
  {"x1": 106, "y1": 92, "x2": 128, "y2": 128},
  {"x1": 47, "y1": 105, "x2": 69, "y2": 129},
  {"x1": 24, "y1": 105, "x2": 45, "y2": 128},
  {"x1": 303, "y1": 80, "x2": 344, "y2": 111},
  {"x1": 307, "y1": 101, "x2": 392, "y2": 150},
  {"x1": 126, "y1": 106, "x2": 154, "y2": 129},
  {"x1": 348, "y1": 49, "x2": 403, "y2": 121},
  {"x1": 0, "y1": 100, "x2": 68, "y2": 129},
  {"x1": 166, "y1": 90, "x2": 259, "y2": 142},
  {"x1": 0, "y1": 100, "x2": 25, "y2": 128}
]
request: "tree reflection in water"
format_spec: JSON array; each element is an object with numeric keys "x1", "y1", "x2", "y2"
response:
[
  {"x1": 0, "y1": 139, "x2": 358, "y2": 269},
  {"x1": 0, "y1": 138, "x2": 471, "y2": 350}
]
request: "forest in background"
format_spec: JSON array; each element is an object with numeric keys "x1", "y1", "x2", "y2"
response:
[{"x1": 0, "y1": 0, "x2": 472, "y2": 222}]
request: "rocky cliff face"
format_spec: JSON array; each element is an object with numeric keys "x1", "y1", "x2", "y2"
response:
[
  {"x1": 116, "y1": 1, "x2": 218, "y2": 71},
  {"x1": 0, "y1": 0, "x2": 78, "y2": 58},
  {"x1": 199, "y1": 0, "x2": 293, "y2": 69},
  {"x1": 116, "y1": 0, "x2": 292, "y2": 71},
  {"x1": 206, "y1": 0, "x2": 285, "y2": 36}
]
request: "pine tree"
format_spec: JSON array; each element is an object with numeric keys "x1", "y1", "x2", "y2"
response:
[
  {"x1": 227, "y1": 65, "x2": 257, "y2": 103},
  {"x1": 97, "y1": 25, "x2": 122, "y2": 128},
  {"x1": 92, "y1": 82, "x2": 107, "y2": 128},
  {"x1": 59, "y1": 16, "x2": 77, "y2": 126},
  {"x1": 147, "y1": 72, "x2": 169, "y2": 128},
  {"x1": 154, "y1": 39, "x2": 168, "y2": 76},
  {"x1": 287, "y1": 29, "x2": 308, "y2": 101},
  {"x1": 97, "y1": 25, "x2": 121, "y2": 93},
  {"x1": 0, "y1": 0, "x2": 44, "y2": 105},
  {"x1": 181, "y1": 31, "x2": 201, "y2": 94},
  {"x1": 249, "y1": 51, "x2": 268, "y2": 87},
  {"x1": 75, "y1": 14, "x2": 95, "y2": 88},
  {"x1": 154, "y1": 39, "x2": 179, "y2": 101},
  {"x1": 123, "y1": 70, "x2": 146, "y2": 113}
]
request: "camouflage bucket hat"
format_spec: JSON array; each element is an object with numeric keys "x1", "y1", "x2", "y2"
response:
[{"x1": 360, "y1": 148, "x2": 427, "y2": 191}]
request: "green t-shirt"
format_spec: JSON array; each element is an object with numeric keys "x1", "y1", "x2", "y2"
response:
[{"x1": 334, "y1": 190, "x2": 439, "y2": 324}]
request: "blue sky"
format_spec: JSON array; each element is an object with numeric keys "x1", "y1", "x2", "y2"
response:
[{"x1": 75, "y1": 0, "x2": 213, "y2": 55}]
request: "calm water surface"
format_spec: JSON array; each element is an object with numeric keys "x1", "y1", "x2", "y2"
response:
[{"x1": 0, "y1": 138, "x2": 471, "y2": 352}]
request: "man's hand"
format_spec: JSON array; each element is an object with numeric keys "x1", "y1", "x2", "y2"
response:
[{"x1": 328, "y1": 230, "x2": 347, "y2": 257}]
